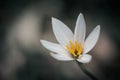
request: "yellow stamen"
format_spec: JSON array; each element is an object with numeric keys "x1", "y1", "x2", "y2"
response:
[
  {"x1": 75, "y1": 41, "x2": 79, "y2": 51},
  {"x1": 66, "y1": 41, "x2": 83, "y2": 58},
  {"x1": 77, "y1": 44, "x2": 82, "y2": 55},
  {"x1": 66, "y1": 45, "x2": 76, "y2": 57},
  {"x1": 70, "y1": 41, "x2": 74, "y2": 49}
]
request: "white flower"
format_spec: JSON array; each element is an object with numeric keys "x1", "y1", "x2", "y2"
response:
[{"x1": 40, "y1": 13, "x2": 100, "y2": 63}]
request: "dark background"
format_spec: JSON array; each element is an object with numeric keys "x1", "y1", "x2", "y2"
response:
[{"x1": 0, "y1": 0, "x2": 120, "y2": 80}]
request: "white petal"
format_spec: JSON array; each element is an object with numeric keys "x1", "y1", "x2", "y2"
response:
[
  {"x1": 83, "y1": 25, "x2": 100, "y2": 54},
  {"x1": 74, "y1": 13, "x2": 86, "y2": 44},
  {"x1": 52, "y1": 18, "x2": 74, "y2": 47},
  {"x1": 50, "y1": 52, "x2": 73, "y2": 61},
  {"x1": 40, "y1": 40, "x2": 67, "y2": 54},
  {"x1": 77, "y1": 54, "x2": 92, "y2": 63}
]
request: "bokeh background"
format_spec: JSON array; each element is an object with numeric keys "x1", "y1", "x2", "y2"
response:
[{"x1": 0, "y1": 0, "x2": 120, "y2": 80}]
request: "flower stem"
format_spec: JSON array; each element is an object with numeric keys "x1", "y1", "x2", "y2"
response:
[{"x1": 75, "y1": 61, "x2": 99, "y2": 80}]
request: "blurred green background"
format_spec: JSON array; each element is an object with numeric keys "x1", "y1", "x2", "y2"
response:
[{"x1": 0, "y1": 0, "x2": 120, "y2": 80}]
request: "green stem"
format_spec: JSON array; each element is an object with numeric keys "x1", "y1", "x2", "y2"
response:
[{"x1": 75, "y1": 61, "x2": 99, "y2": 80}]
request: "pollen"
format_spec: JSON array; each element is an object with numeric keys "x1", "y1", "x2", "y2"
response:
[{"x1": 66, "y1": 41, "x2": 83, "y2": 58}]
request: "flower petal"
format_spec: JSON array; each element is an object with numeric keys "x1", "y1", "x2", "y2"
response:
[
  {"x1": 83, "y1": 25, "x2": 100, "y2": 54},
  {"x1": 40, "y1": 40, "x2": 67, "y2": 54},
  {"x1": 74, "y1": 13, "x2": 86, "y2": 44},
  {"x1": 77, "y1": 54, "x2": 92, "y2": 63},
  {"x1": 52, "y1": 18, "x2": 74, "y2": 47},
  {"x1": 50, "y1": 52, "x2": 73, "y2": 61}
]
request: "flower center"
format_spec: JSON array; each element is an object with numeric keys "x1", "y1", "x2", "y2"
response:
[{"x1": 66, "y1": 41, "x2": 83, "y2": 58}]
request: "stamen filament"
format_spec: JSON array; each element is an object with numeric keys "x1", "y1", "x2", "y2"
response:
[{"x1": 66, "y1": 41, "x2": 83, "y2": 58}]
